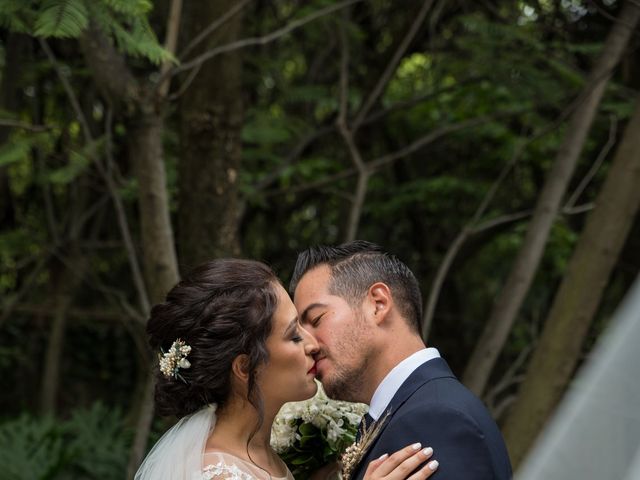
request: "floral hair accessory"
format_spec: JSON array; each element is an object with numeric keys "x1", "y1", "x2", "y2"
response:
[{"x1": 159, "y1": 339, "x2": 192, "y2": 382}]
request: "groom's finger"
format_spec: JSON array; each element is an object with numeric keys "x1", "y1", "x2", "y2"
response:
[{"x1": 376, "y1": 443, "x2": 430, "y2": 478}]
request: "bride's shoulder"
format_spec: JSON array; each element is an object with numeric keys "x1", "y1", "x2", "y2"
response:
[{"x1": 201, "y1": 451, "x2": 256, "y2": 480}]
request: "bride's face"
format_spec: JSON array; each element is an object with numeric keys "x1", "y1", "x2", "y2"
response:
[{"x1": 258, "y1": 283, "x2": 319, "y2": 405}]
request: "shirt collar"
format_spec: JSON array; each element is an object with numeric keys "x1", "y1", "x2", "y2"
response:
[{"x1": 368, "y1": 347, "x2": 441, "y2": 420}]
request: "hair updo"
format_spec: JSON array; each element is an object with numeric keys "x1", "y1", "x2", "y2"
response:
[{"x1": 147, "y1": 259, "x2": 279, "y2": 418}]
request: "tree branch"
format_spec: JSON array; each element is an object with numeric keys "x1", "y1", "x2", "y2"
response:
[
  {"x1": 0, "y1": 118, "x2": 51, "y2": 131},
  {"x1": 252, "y1": 78, "x2": 484, "y2": 195},
  {"x1": 352, "y1": 0, "x2": 436, "y2": 131},
  {"x1": 157, "y1": 0, "x2": 183, "y2": 99},
  {"x1": 564, "y1": 114, "x2": 618, "y2": 209},
  {"x1": 165, "y1": 0, "x2": 364, "y2": 87},
  {"x1": 368, "y1": 114, "x2": 495, "y2": 171},
  {"x1": 336, "y1": 11, "x2": 369, "y2": 242},
  {"x1": 105, "y1": 108, "x2": 150, "y2": 318},
  {"x1": 422, "y1": 138, "x2": 526, "y2": 339},
  {"x1": 41, "y1": 39, "x2": 150, "y2": 320},
  {"x1": 0, "y1": 252, "x2": 51, "y2": 327},
  {"x1": 178, "y1": 0, "x2": 253, "y2": 60},
  {"x1": 264, "y1": 113, "x2": 513, "y2": 198}
]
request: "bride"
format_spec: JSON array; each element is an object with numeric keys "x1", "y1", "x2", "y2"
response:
[{"x1": 135, "y1": 259, "x2": 439, "y2": 480}]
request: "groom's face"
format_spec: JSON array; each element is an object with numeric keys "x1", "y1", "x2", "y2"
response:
[{"x1": 293, "y1": 265, "x2": 373, "y2": 403}]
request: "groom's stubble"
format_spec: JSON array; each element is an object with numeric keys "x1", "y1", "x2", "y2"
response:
[{"x1": 319, "y1": 309, "x2": 374, "y2": 404}]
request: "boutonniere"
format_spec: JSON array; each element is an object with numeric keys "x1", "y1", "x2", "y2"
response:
[{"x1": 340, "y1": 412, "x2": 389, "y2": 480}]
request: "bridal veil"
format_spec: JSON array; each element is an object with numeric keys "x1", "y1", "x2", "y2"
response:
[{"x1": 135, "y1": 404, "x2": 217, "y2": 480}]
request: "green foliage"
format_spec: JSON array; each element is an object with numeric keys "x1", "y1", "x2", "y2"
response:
[
  {"x1": 0, "y1": 131, "x2": 53, "y2": 168},
  {"x1": 34, "y1": 0, "x2": 89, "y2": 38},
  {"x1": 1, "y1": 0, "x2": 635, "y2": 453},
  {"x1": 0, "y1": 0, "x2": 35, "y2": 33},
  {"x1": 0, "y1": 403, "x2": 130, "y2": 479},
  {"x1": 43, "y1": 137, "x2": 104, "y2": 186},
  {"x1": 0, "y1": 135, "x2": 34, "y2": 168},
  {"x1": 85, "y1": 1, "x2": 174, "y2": 65},
  {"x1": 101, "y1": 0, "x2": 152, "y2": 17},
  {"x1": 0, "y1": 414, "x2": 66, "y2": 479},
  {"x1": 0, "y1": 0, "x2": 171, "y2": 64},
  {"x1": 242, "y1": 111, "x2": 293, "y2": 145},
  {"x1": 64, "y1": 403, "x2": 131, "y2": 478}
]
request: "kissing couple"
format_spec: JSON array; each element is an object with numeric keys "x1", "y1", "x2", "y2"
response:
[{"x1": 135, "y1": 241, "x2": 512, "y2": 480}]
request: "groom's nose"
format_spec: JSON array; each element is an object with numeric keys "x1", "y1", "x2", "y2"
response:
[{"x1": 303, "y1": 330, "x2": 319, "y2": 355}]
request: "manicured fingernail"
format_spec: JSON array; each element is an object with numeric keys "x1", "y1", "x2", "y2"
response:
[
  {"x1": 378, "y1": 453, "x2": 388, "y2": 460},
  {"x1": 422, "y1": 447, "x2": 433, "y2": 457},
  {"x1": 412, "y1": 442, "x2": 422, "y2": 450},
  {"x1": 428, "y1": 460, "x2": 439, "y2": 470}
]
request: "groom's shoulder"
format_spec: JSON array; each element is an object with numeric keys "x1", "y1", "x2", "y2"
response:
[{"x1": 393, "y1": 365, "x2": 495, "y2": 426}]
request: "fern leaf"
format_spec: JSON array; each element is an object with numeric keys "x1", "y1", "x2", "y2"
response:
[
  {"x1": 34, "y1": 0, "x2": 89, "y2": 38},
  {"x1": 0, "y1": 0, "x2": 34, "y2": 33},
  {"x1": 86, "y1": 1, "x2": 174, "y2": 65},
  {"x1": 102, "y1": 0, "x2": 152, "y2": 16},
  {"x1": 110, "y1": 17, "x2": 174, "y2": 65}
]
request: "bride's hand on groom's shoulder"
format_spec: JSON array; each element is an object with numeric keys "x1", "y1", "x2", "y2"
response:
[{"x1": 364, "y1": 443, "x2": 438, "y2": 480}]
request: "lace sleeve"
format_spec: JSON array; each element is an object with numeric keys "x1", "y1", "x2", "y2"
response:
[
  {"x1": 201, "y1": 452, "x2": 293, "y2": 480},
  {"x1": 201, "y1": 461, "x2": 256, "y2": 480}
]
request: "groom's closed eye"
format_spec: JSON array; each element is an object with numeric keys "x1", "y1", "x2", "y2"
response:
[
  {"x1": 310, "y1": 313, "x2": 325, "y2": 327},
  {"x1": 300, "y1": 303, "x2": 328, "y2": 326}
]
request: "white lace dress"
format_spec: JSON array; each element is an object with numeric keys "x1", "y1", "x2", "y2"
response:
[{"x1": 201, "y1": 452, "x2": 294, "y2": 480}]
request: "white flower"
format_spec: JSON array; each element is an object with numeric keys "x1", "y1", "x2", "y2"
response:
[{"x1": 270, "y1": 381, "x2": 368, "y2": 455}]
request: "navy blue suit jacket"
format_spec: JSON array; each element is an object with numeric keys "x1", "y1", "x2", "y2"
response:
[{"x1": 352, "y1": 358, "x2": 512, "y2": 480}]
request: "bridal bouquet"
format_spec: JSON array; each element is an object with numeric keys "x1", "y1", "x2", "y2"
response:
[{"x1": 271, "y1": 382, "x2": 368, "y2": 479}]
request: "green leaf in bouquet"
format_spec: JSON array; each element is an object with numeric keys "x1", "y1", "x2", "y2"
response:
[
  {"x1": 291, "y1": 453, "x2": 315, "y2": 465},
  {"x1": 298, "y1": 422, "x2": 318, "y2": 436},
  {"x1": 299, "y1": 434, "x2": 318, "y2": 447}
]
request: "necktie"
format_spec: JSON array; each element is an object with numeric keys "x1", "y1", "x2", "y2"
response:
[{"x1": 356, "y1": 413, "x2": 374, "y2": 442}]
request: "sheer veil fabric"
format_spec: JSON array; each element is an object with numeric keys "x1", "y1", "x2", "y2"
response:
[
  {"x1": 135, "y1": 404, "x2": 217, "y2": 480},
  {"x1": 517, "y1": 275, "x2": 640, "y2": 479}
]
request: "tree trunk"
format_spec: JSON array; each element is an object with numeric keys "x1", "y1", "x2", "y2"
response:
[
  {"x1": 129, "y1": 108, "x2": 180, "y2": 304},
  {"x1": 80, "y1": 23, "x2": 180, "y2": 477},
  {"x1": 177, "y1": 0, "x2": 244, "y2": 269},
  {"x1": 462, "y1": 0, "x2": 640, "y2": 396},
  {"x1": 126, "y1": 106, "x2": 180, "y2": 479},
  {"x1": 502, "y1": 95, "x2": 640, "y2": 468}
]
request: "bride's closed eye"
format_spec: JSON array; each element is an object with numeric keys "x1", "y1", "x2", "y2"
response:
[{"x1": 291, "y1": 329, "x2": 304, "y2": 343}]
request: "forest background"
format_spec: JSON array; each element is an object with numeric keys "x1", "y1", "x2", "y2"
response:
[{"x1": 1, "y1": 0, "x2": 639, "y2": 478}]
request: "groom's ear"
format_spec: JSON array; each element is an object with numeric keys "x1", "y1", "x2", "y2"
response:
[
  {"x1": 231, "y1": 354, "x2": 251, "y2": 384},
  {"x1": 367, "y1": 282, "x2": 392, "y2": 324}
]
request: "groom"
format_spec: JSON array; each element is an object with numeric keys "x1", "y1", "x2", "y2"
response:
[{"x1": 290, "y1": 241, "x2": 512, "y2": 479}]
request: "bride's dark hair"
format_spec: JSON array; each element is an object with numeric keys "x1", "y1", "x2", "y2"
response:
[{"x1": 147, "y1": 258, "x2": 279, "y2": 419}]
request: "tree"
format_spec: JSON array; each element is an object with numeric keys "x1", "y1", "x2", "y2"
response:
[
  {"x1": 177, "y1": 1, "x2": 245, "y2": 268},
  {"x1": 462, "y1": 0, "x2": 640, "y2": 396},
  {"x1": 502, "y1": 94, "x2": 640, "y2": 468}
]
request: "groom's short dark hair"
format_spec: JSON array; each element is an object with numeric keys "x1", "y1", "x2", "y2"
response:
[{"x1": 290, "y1": 240, "x2": 422, "y2": 333}]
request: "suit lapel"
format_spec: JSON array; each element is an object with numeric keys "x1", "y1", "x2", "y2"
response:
[{"x1": 352, "y1": 358, "x2": 456, "y2": 479}]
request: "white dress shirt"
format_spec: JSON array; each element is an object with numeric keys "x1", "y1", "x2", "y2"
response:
[{"x1": 368, "y1": 348, "x2": 441, "y2": 420}]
